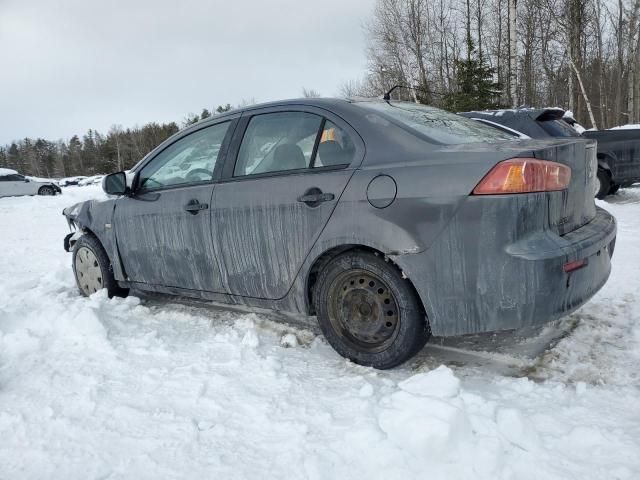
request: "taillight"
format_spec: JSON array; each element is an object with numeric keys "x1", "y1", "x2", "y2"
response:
[{"x1": 473, "y1": 158, "x2": 571, "y2": 195}]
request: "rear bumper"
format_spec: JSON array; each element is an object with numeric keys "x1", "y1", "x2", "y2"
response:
[{"x1": 392, "y1": 203, "x2": 616, "y2": 337}]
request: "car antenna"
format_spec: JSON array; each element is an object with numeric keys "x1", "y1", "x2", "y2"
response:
[{"x1": 383, "y1": 85, "x2": 404, "y2": 101}]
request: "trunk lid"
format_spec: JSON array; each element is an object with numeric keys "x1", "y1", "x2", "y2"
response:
[{"x1": 532, "y1": 138, "x2": 597, "y2": 235}]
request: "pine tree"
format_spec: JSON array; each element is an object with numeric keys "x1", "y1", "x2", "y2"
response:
[
  {"x1": 215, "y1": 104, "x2": 232, "y2": 114},
  {"x1": 443, "y1": 39, "x2": 503, "y2": 112}
]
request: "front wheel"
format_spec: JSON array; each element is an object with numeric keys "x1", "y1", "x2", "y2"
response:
[
  {"x1": 72, "y1": 234, "x2": 128, "y2": 298},
  {"x1": 38, "y1": 186, "x2": 56, "y2": 196},
  {"x1": 314, "y1": 251, "x2": 430, "y2": 369}
]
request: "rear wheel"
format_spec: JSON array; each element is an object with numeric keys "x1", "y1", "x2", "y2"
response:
[
  {"x1": 596, "y1": 169, "x2": 611, "y2": 199},
  {"x1": 72, "y1": 234, "x2": 127, "y2": 298},
  {"x1": 38, "y1": 185, "x2": 56, "y2": 196},
  {"x1": 314, "y1": 251, "x2": 430, "y2": 369}
]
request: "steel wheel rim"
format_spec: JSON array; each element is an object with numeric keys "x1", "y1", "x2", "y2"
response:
[
  {"x1": 328, "y1": 269, "x2": 400, "y2": 353},
  {"x1": 41, "y1": 187, "x2": 54, "y2": 195},
  {"x1": 75, "y1": 246, "x2": 104, "y2": 295}
]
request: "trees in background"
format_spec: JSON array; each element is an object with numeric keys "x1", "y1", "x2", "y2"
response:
[
  {"x1": 0, "y1": 122, "x2": 180, "y2": 178},
  {"x1": 344, "y1": 0, "x2": 640, "y2": 128},
  {"x1": 0, "y1": 100, "x2": 253, "y2": 178}
]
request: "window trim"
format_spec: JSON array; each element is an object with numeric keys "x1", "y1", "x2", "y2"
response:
[
  {"x1": 217, "y1": 162, "x2": 351, "y2": 185},
  {"x1": 131, "y1": 118, "x2": 237, "y2": 195}
]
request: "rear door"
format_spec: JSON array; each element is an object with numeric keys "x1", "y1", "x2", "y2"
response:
[
  {"x1": 212, "y1": 106, "x2": 363, "y2": 299},
  {"x1": 114, "y1": 119, "x2": 236, "y2": 292}
]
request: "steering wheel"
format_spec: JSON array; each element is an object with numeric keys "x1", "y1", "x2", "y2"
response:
[{"x1": 186, "y1": 168, "x2": 212, "y2": 182}]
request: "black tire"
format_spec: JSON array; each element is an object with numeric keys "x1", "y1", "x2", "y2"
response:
[
  {"x1": 608, "y1": 183, "x2": 620, "y2": 195},
  {"x1": 38, "y1": 185, "x2": 56, "y2": 196},
  {"x1": 72, "y1": 234, "x2": 128, "y2": 298},
  {"x1": 314, "y1": 251, "x2": 430, "y2": 369},
  {"x1": 596, "y1": 169, "x2": 611, "y2": 199}
]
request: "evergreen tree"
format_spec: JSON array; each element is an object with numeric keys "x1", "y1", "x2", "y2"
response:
[
  {"x1": 215, "y1": 104, "x2": 232, "y2": 114},
  {"x1": 443, "y1": 40, "x2": 503, "y2": 112}
]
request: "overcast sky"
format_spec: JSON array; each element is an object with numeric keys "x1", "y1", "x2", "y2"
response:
[{"x1": 0, "y1": 0, "x2": 374, "y2": 144}]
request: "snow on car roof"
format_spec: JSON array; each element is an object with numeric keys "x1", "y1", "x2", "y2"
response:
[
  {"x1": 0, "y1": 167, "x2": 19, "y2": 176},
  {"x1": 609, "y1": 124, "x2": 640, "y2": 130}
]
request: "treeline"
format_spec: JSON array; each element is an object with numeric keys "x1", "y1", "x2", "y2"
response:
[
  {"x1": 343, "y1": 0, "x2": 640, "y2": 129},
  {"x1": 0, "y1": 104, "x2": 235, "y2": 178}
]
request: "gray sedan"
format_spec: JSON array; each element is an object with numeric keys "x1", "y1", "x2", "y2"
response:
[{"x1": 62, "y1": 98, "x2": 616, "y2": 369}]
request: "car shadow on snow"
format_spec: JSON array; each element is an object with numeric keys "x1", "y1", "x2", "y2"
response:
[
  {"x1": 604, "y1": 183, "x2": 640, "y2": 204},
  {"x1": 136, "y1": 289, "x2": 580, "y2": 379}
]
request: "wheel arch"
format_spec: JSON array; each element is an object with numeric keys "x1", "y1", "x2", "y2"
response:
[
  {"x1": 304, "y1": 244, "x2": 427, "y2": 320},
  {"x1": 597, "y1": 152, "x2": 615, "y2": 176},
  {"x1": 37, "y1": 184, "x2": 55, "y2": 194}
]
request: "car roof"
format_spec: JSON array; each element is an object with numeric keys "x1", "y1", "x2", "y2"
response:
[{"x1": 0, "y1": 168, "x2": 19, "y2": 176}]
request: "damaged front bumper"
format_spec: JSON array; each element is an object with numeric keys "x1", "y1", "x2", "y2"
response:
[{"x1": 62, "y1": 204, "x2": 85, "y2": 252}]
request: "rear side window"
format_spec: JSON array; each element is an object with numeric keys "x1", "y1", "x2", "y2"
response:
[
  {"x1": 234, "y1": 112, "x2": 322, "y2": 176},
  {"x1": 357, "y1": 102, "x2": 514, "y2": 144},
  {"x1": 316, "y1": 120, "x2": 356, "y2": 167},
  {"x1": 233, "y1": 112, "x2": 356, "y2": 176},
  {"x1": 538, "y1": 119, "x2": 581, "y2": 137}
]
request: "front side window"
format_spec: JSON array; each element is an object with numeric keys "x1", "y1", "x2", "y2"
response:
[
  {"x1": 357, "y1": 101, "x2": 514, "y2": 145},
  {"x1": 138, "y1": 122, "x2": 231, "y2": 191},
  {"x1": 3, "y1": 174, "x2": 25, "y2": 181},
  {"x1": 234, "y1": 112, "x2": 322, "y2": 177}
]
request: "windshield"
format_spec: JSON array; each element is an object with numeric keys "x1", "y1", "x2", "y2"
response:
[{"x1": 356, "y1": 102, "x2": 514, "y2": 144}]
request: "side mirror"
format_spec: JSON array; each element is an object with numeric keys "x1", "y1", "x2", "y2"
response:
[
  {"x1": 24, "y1": 178, "x2": 30, "y2": 182},
  {"x1": 102, "y1": 171, "x2": 127, "y2": 195}
]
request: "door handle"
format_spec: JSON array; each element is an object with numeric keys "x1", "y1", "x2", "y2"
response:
[
  {"x1": 184, "y1": 200, "x2": 209, "y2": 214},
  {"x1": 297, "y1": 189, "x2": 335, "y2": 206}
]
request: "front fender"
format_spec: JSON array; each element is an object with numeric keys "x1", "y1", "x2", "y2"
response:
[{"x1": 62, "y1": 199, "x2": 121, "y2": 277}]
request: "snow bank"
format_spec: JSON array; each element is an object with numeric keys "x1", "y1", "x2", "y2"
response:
[{"x1": 1, "y1": 185, "x2": 640, "y2": 479}]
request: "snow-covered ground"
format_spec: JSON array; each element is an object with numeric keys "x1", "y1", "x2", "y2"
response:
[{"x1": 1, "y1": 185, "x2": 639, "y2": 479}]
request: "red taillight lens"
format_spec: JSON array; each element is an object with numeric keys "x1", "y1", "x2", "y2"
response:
[{"x1": 473, "y1": 158, "x2": 571, "y2": 195}]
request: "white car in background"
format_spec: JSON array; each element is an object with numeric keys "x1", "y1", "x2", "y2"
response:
[{"x1": 0, "y1": 168, "x2": 61, "y2": 198}]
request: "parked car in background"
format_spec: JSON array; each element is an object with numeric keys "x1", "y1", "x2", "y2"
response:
[
  {"x1": 565, "y1": 119, "x2": 640, "y2": 196},
  {"x1": 63, "y1": 98, "x2": 616, "y2": 369},
  {"x1": 58, "y1": 176, "x2": 88, "y2": 187},
  {"x1": 0, "y1": 168, "x2": 61, "y2": 197},
  {"x1": 459, "y1": 108, "x2": 640, "y2": 198},
  {"x1": 78, "y1": 175, "x2": 105, "y2": 186}
]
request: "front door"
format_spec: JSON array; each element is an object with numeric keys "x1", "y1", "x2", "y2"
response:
[
  {"x1": 212, "y1": 109, "x2": 362, "y2": 299},
  {"x1": 114, "y1": 120, "x2": 234, "y2": 293}
]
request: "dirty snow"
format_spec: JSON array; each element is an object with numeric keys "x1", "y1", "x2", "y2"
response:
[{"x1": 1, "y1": 185, "x2": 640, "y2": 479}]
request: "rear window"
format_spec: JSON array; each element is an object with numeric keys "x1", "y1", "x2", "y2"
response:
[
  {"x1": 538, "y1": 119, "x2": 581, "y2": 137},
  {"x1": 356, "y1": 102, "x2": 514, "y2": 144}
]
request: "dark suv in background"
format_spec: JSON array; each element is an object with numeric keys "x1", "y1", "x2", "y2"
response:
[{"x1": 459, "y1": 108, "x2": 640, "y2": 198}]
